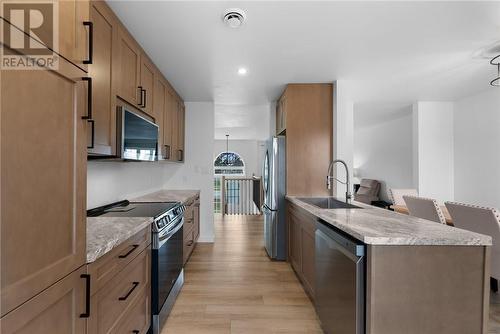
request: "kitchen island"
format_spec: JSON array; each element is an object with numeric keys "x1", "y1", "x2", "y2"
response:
[{"x1": 286, "y1": 196, "x2": 492, "y2": 334}]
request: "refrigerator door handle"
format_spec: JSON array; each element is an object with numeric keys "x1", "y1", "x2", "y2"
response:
[{"x1": 262, "y1": 203, "x2": 277, "y2": 212}]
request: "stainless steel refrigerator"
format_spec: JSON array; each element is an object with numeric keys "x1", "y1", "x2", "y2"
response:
[{"x1": 262, "y1": 136, "x2": 286, "y2": 260}]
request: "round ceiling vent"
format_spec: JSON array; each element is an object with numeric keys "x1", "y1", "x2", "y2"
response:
[{"x1": 222, "y1": 8, "x2": 246, "y2": 28}]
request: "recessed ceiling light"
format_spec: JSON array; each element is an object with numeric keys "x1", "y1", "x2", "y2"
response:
[
  {"x1": 222, "y1": 8, "x2": 246, "y2": 29},
  {"x1": 238, "y1": 67, "x2": 248, "y2": 75}
]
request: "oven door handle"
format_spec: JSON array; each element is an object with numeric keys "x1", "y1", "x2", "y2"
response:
[{"x1": 158, "y1": 218, "x2": 184, "y2": 248}]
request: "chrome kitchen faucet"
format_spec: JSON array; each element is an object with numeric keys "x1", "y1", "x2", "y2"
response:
[{"x1": 327, "y1": 159, "x2": 352, "y2": 203}]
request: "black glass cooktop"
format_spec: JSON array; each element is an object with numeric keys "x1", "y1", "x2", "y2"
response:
[{"x1": 87, "y1": 200, "x2": 178, "y2": 218}]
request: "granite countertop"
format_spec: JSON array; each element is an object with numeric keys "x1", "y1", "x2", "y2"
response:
[
  {"x1": 286, "y1": 196, "x2": 492, "y2": 246},
  {"x1": 86, "y1": 217, "x2": 153, "y2": 263},
  {"x1": 132, "y1": 189, "x2": 200, "y2": 204}
]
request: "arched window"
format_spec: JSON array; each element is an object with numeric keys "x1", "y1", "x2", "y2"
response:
[{"x1": 214, "y1": 151, "x2": 245, "y2": 176}]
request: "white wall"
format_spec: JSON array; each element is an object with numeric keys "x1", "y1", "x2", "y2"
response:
[
  {"x1": 88, "y1": 102, "x2": 215, "y2": 242},
  {"x1": 213, "y1": 140, "x2": 265, "y2": 177},
  {"x1": 214, "y1": 104, "x2": 271, "y2": 140},
  {"x1": 353, "y1": 104, "x2": 414, "y2": 201},
  {"x1": 454, "y1": 89, "x2": 500, "y2": 208},
  {"x1": 333, "y1": 80, "x2": 355, "y2": 197},
  {"x1": 412, "y1": 101, "x2": 454, "y2": 202}
]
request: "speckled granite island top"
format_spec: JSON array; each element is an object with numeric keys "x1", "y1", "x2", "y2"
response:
[
  {"x1": 86, "y1": 217, "x2": 153, "y2": 263},
  {"x1": 286, "y1": 196, "x2": 492, "y2": 246},
  {"x1": 132, "y1": 189, "x2": 200, "y2": 204}
]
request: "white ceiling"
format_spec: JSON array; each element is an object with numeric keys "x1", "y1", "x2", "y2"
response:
[{"x1": 107, "y1": 1, "x2": 500, "y2": 105}]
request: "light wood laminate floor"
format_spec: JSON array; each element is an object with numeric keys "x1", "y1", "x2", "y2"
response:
[
  {"x1": 162, "y1": 214, "x2": 322, "y2": 334},
  {"x1": 162, "y1": 214, "x2": 500, "y2": 333}
]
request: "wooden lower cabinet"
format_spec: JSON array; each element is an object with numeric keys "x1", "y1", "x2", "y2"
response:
[
  {"x1": 194, "y1": 200, "x2": 200, "y2": 240},
  {"x1": 88, "y1": 227, "x2": 150, "y2": 295},
  {"x1": 287, "y1": 201, "x2": 316, "y2": 299},
  {"x1": 288, "y1": 210, "x2": 302, "y2": 271},
  {"x1": 1, "y1": 49, "x2": 88, "y2": 315},
  {"x1": 300, "y1": 220, "x2": 316, "y2": 295},
  {"x1": 183, "y1": 227, "x2": 196, "y2": 264},
  {"x1": 0, "y1": 266, "x2": 88, "y2": 334},
  {"x1": 183, "y1": 196, "x2": 200, "y2": 264},
  {"x1": 366, "y1": 245, "x2": 490, "y2": 334},
  {"x1": 87, "y1": 246, "x2": 151, "y2": 334},
  {"x1": 114, "y1": 289, "x2": 150, "y2": 334}
]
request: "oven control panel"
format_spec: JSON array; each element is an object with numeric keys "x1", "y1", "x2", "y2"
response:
[{"x1": 154, "y1": 204, "x2": 185, "y2": 233}]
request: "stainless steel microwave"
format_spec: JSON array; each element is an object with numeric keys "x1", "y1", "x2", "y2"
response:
[{"x1": 117, "y1": 107, "x2": 159, "y2": 161}]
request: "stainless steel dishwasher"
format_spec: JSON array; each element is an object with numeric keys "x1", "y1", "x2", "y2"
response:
[{"x1": 315, "y1": 220, "x2": 366, "y2": 334}]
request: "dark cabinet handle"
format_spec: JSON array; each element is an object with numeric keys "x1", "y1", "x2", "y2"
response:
[
  {"x1": 118, "y1": 244, "x2": 139, "y2": 258},
  {"x1": 132, "y1": 331, "x2": 140, "y2": 334},
  {"x1": 137, "y1": 86, "x2": 143, "y2": 106},
  {"x1": 142, "y1": 89, "x2": 147, "y2": 108},
  {"x1": 80, "y1": 274, "x2": 91, "y2": 318},
  {"x1": 119, "y1": 282, "x2": 139, "y2": 301},
  {"x1": 178, "y1": 149, "x2": 183, "y2": 161},
  {"x1": 83, "y1": 21, "x2": 93, "y2": 64},
  {"x1": 187, "y1": 240, "x2": 194, "y2": 246},
  {"x1": 82, "y1": 77, "x2": 92, "y2": 120},
  {"x1": 87, "y1": 119, "x2": 95, "y2": 149}
]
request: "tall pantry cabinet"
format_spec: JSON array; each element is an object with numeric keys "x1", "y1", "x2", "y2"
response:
[{"x1": 1, "y1": 1, "x2": 90, "y2": 332}]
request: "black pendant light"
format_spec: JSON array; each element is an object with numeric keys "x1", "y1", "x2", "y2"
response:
[
  {"x1": 225, "y1": 134, "x2": 230, "y2": 166},
  {"x1": 490, "y1": 55, "x2": 500, "y2": 86}
]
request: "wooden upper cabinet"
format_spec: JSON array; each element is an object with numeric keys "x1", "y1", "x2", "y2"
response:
[
  {"x1": 177, "y1": 102, "x2": 185, "y2": 162},
  {"x1": 88, "y1": 0, "x2": 117, "y2": 156},
  {"x1": 59, "y1": 0, "x2": 90, "y2": 72},
  {"x1": 116, "y1": 27, "x2": 141, "y2": 107},
  {"x1": 1, "y1": 54, "x2": 88, "y2": 315},
  {"x1": 276, "y1": 93, "x2": 287, "y2": 135},
  {"x1": 170, "y1": 93, "x2": 179, "y2": 161},
  {"x1": 1, "y1": 0, "x2": 90, "y2": 71},
  {"x1": 153, "y1": 73, "x2": 167, "y2": 159},
  {"x1": 162, "y1": 89, "x2": 175, "y2": 161},
  {"x1": 285, "y1": 84, "x2": 333, "y2": 196},
  {"x1": 0, "y1": 266, "x2": 87, "y2": 334},
  {"x1": 139, "y1": 55, "x2": 155, "y2": 116}
]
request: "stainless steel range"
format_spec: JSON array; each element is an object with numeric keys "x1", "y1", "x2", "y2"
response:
[{"x1": 87, "y1": 200, "x2": 185, "y2": 334}]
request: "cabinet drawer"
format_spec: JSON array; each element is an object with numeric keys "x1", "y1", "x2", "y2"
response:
[
  {"x1": 114, "y1": 285, "x2": 150, "y2": 334},
  {"x1": 88, "y1": 247, "x2": 150, "y2": 334},
  {"x1": 88, "y1": 226, "x2": 150, "y2": 294},
  {"x1": 184, "y1": 202, "x2": 195, "y2": 220},
  {"x1": 184, "y1": 211, "x2": 195, "y2": 231},
  {"x1": 194, "y1": 203, "x2": 200, "y2": 241},
  {"x1": 183, "y1": 228, "x2": 195, "y2": 264}
]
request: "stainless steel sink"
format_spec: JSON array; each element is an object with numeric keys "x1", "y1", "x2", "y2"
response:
[{"x1": 298, "y1": 197, "x2": 362, "y2": 209}]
